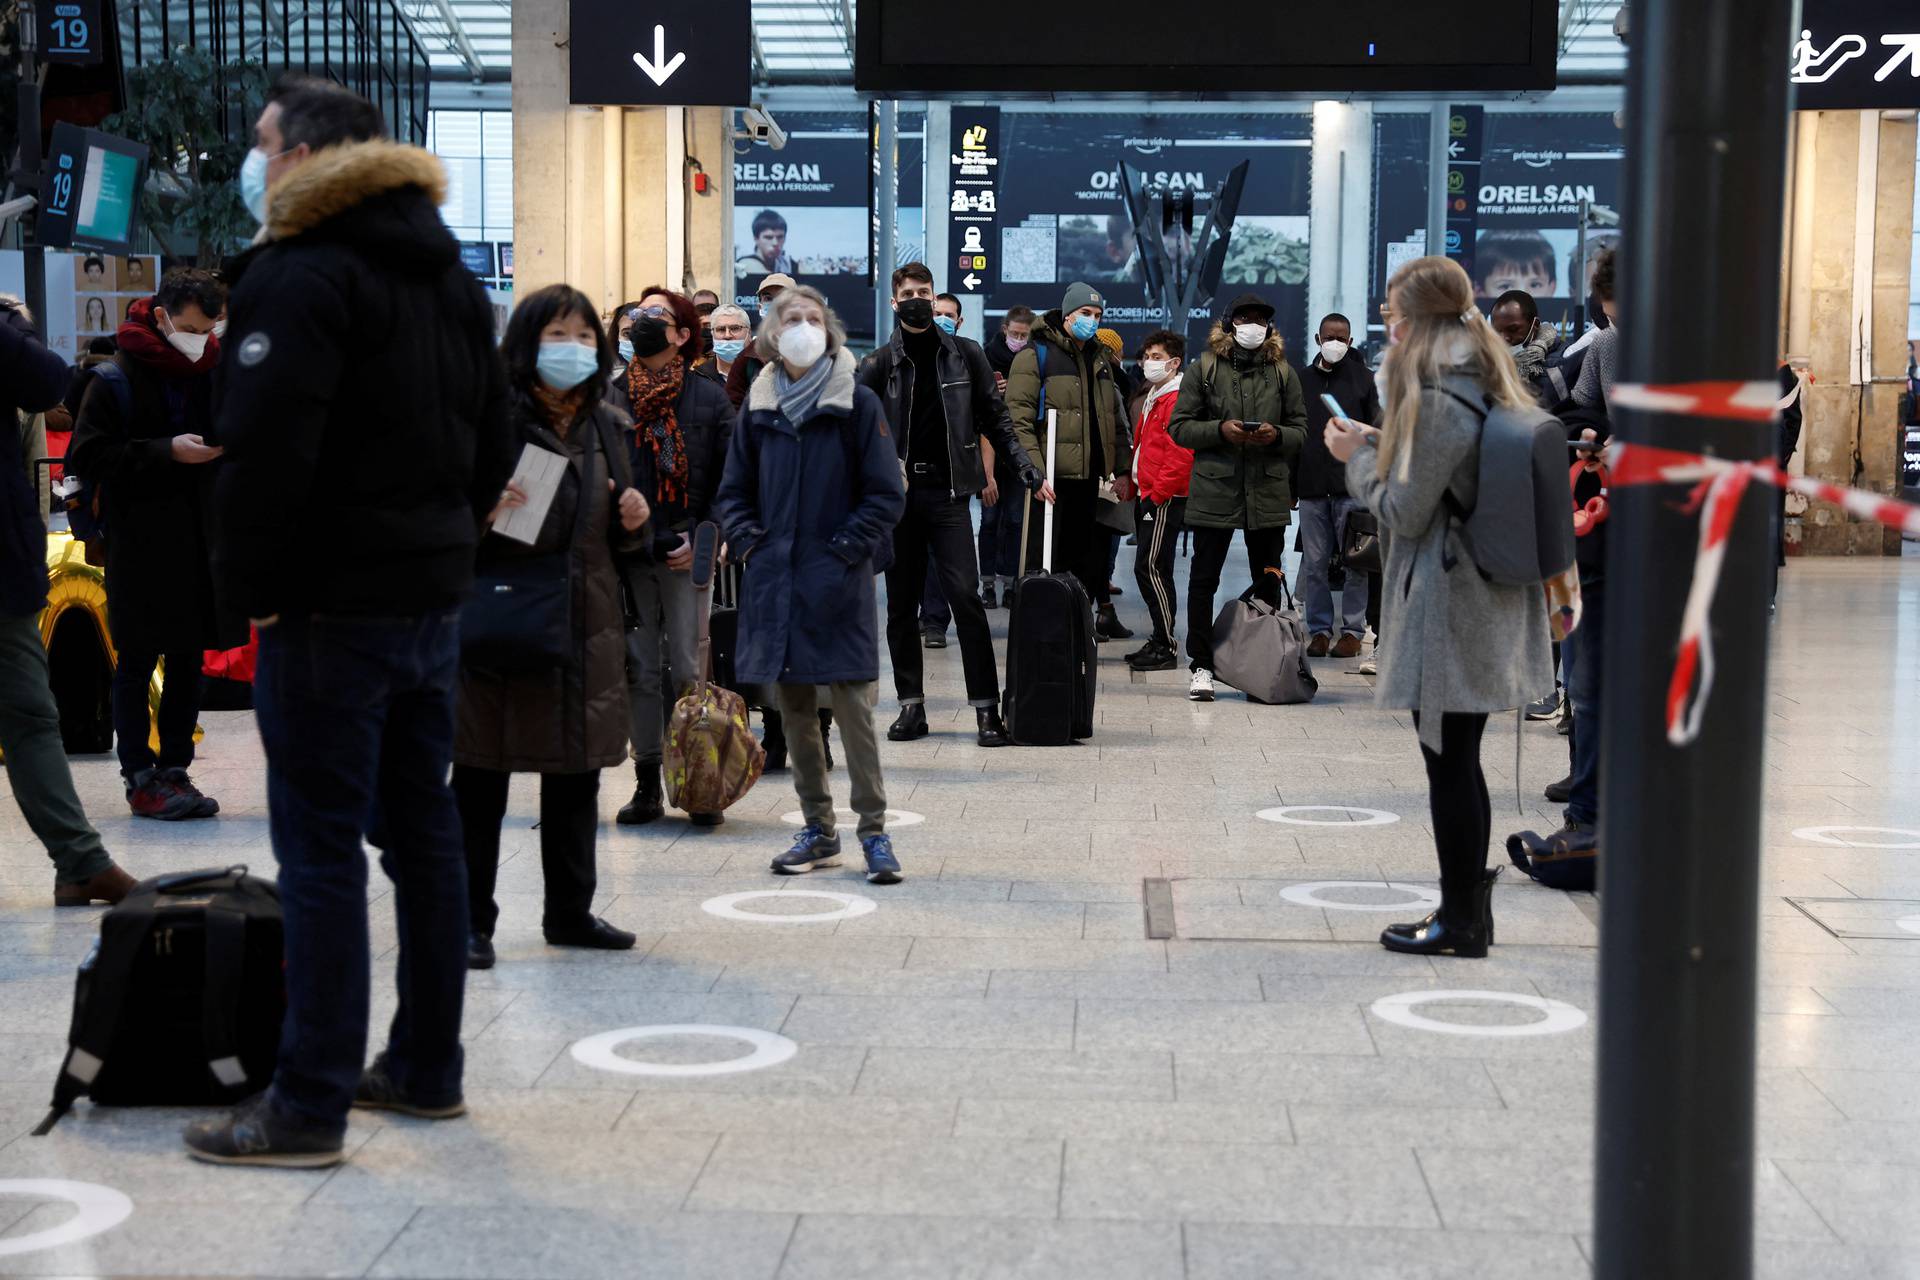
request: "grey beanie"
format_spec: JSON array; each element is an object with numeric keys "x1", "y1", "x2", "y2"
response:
[{"x1": 1061, "y1": 281, "x2": 1106, "y2": 316}]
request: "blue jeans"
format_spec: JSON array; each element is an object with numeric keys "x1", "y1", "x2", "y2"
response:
[
  {"x1": 1563, "y1": 580, "x2": 1604, "y2": 827},
  {"x1": 1297, "y1": 497, "x2": 1368, "y2": 639},
  {"x1": 254, "y1": 611, "x2": 468, "y2": 1132},
  {"x1": 977, "y1": 479, "x2": 1024, "y2": 583}
]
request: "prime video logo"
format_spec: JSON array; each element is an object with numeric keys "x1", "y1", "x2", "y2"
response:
[{"x1": 1512, "y1": 149, "x2": 1564, "y2": 169}]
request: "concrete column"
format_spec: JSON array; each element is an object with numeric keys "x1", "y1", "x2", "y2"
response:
[
  {"x1": 1308, "y1": 101, "x2": 1374, "y2": 346},
  {"x1": 512, "y1": 0, "x2": 735, "y2": 310},
  {"x1": 1787, "y1": 109, "x2": 1917, "y2": 556}
]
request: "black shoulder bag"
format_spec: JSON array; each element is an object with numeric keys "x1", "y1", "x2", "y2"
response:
[{"x1": 461, "y1": 432, "x2": 594, "y2": 674}]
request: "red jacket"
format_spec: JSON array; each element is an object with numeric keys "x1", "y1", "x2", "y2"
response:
[{"x1": 1133, "y1": 384, "x2": 1190, "y2": 504}]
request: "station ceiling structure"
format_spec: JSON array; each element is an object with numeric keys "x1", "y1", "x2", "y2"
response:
[{"x1": 401, "y1": 0, "x2": 1620, "y2": 86}]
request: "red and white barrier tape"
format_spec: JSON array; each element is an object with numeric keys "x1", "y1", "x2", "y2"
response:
[
  {"x1": 1606, "y1": 441, "x2": 1920, "y2": 745},
  {"x1": 1609, "y1": 380, "x2": 1785, "y2": 422}
]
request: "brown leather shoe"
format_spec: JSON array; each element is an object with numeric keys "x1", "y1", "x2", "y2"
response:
[
  {"x1": 1332, "y1": 634, "x2": 1364, "y2": 659},
  {"x1": 54, "y1": 864, "x2": 138, "y2": 908},
  {"x1": 1307, "y1": 633, "x2": 1332, "y2": 658}
]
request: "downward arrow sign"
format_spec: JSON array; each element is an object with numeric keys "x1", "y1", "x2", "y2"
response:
[{"x1": 633, "y1": 25, "x2": 687, "y2": 86}]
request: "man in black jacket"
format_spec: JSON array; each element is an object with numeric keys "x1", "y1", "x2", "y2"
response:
[
  {"x1": 189, "y1": 76, "x2": 515, "y2": 1168},
  {"x1": 858, "y1": 263, "x2": 1043, "y2": 748},
  {"x1": 1295, "y1": 313, "x2": 1380, "y2": 659},
  {"x1": 0, "y1": 298, "x2": 135, "y2": 908}
]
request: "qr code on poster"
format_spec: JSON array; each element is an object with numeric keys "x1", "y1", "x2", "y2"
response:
[{"x1": 1000, "y1": 224, "x2": 1057, "y2": 284}]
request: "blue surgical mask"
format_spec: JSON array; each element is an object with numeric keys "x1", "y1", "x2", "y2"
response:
[
  {"x1": 240, "y1": 148, "x2": 273, "y2": 224},
  {"x1": 934, "y1": 316, "x2": 958, "y2": 336},
  {"x1": 1068, "y1": 313, "x2": 1099, "y2": 342},
  {"x1": 713, "y1": 338, "x2": 746, "y2": 363},
  {"x1": 617, "y1": 338, "x2": 635, "y2": 364},
  {"x1": 536, "y1": 341, "x2": 600, "y2": 390}
]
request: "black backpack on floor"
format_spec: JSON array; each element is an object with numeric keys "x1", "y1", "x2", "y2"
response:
[{"x1": 34, "y1": 865, "x2": 285, "y2": 1134}]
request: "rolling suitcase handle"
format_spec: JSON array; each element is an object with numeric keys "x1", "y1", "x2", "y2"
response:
[{"x1": 1043, "y1": 407, "x2": 1058, "y2": 574}]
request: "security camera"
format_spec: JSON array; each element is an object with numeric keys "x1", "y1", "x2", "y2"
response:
[{"x1": 740, "y1": 105, "x2": 788, "y2": 151}]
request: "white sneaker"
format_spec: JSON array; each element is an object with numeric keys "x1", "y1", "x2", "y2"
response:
[
  {"x1": 1358, "y1": 657, "x2": 1378, "y2": 676},
  {"x1": 1188, "y1": 668, "x2": 1215, "y2": 702}
]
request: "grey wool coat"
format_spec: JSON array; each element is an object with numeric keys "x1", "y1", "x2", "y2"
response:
[{"x1": 1345, "y1": 371, "x2": 1554, "y2": 752}]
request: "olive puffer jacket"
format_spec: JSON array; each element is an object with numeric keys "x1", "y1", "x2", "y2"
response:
[
  {"x1": 1167, "y1": 323, "x2": 1309, "y2": 530},
  {"x1": 1003, "y1": 310, "x2": 1132, "y2": 483}
]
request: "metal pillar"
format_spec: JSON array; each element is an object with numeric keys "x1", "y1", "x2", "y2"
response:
[
  {"x1": 1424, "y1": 103, "x2": 1447, "y2": 267},
  {"x1": 1593, "y1": 1, "x2": 1794, "y2": 1276}
]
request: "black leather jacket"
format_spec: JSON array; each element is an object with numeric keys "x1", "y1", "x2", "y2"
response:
[{"x1": 857, "y1": 327, "x2": 1040, "y2": 497}]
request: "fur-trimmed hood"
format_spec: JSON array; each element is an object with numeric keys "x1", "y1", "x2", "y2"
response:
[
  {"x1": 747, "y1": 346, "x2": 860, "y2": 419},
  {"x1": 263, "y1": 141, "x2": 449, "y2": 243},
  {"x1": 1207, "y1": 321, "x2": 1287, "y2": 366}
]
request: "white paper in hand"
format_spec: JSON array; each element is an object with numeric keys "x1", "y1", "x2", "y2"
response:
[{"x1": 493, "y1": 443, "x2": 567, "y2": 545}]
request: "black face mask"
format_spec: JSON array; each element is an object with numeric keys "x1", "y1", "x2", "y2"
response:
[
  {"x1": 896, "y1": 297, "x2": 934, "y2": 330},
  {"x1": 631, "y1": 315, "x2": 671, "y2": 358}
]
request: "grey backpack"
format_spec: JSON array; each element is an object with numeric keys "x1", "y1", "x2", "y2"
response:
[{"x1": 1440, "y1": 386, "x2": 1577, "y2": 586}]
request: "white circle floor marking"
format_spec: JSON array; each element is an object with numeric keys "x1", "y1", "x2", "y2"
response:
[
  {"x1": 570, "y1": 1026, "x2": 798, "y2": 1078},
  {"x1": 1371, "y1": 990, "x2": 1588, "y2": 1038},
  {"x1": 1791, "y1": 825, "x2": 1920, "y2": 850},
  {"x1": 1897, "y1": 914, "x2": 1920, "y2": 936},
  {"x1": 702, "y1": 890, "x2": 877, "y2": 924},
  {"x1": 1278, "y1": 881, "x2": 1442, "y2": 913},
  {"x1": 781, "y1": 808, "x2": 925, "y2": 828},
  {"x1": 0, "y1": 1180, "x2": 133, "y2": 1257},
  {"x1": 1256, "y1": 805, "x2": 1400, "y2": 827}
]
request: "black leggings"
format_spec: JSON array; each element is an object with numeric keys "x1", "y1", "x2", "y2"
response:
[{"x1": 1411, "y1": 712, "x2": 1492, "y2": 907}]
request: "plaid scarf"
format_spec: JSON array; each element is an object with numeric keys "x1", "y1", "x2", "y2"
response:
[{"x1": 627, "y1": 356, "x2": 688, "y2": 506}]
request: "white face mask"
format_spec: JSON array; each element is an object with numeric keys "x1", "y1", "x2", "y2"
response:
[
  {"x1": 1233, "y1": 323, "x2": 1268, "y2": 351},
  {"x1": 211, "y1": 318, "x2": 228, "y2": 339},
  {"x1": 1318, "y1": 339, "x2": 1348, "y2": 365},
  {"x1": 167, "y1": 328, "x2": 210, "y2": 362},
  {"x1": 1141, "y1": 357, "x2": 1175, "y2": 385},
  {"x1": 779, "y1": 320, "x2": 828, "y2": 370}
]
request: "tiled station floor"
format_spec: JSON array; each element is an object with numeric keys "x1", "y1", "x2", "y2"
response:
[{"x1": 3, "y1": 554, "x2": 1919, "y2": 1279}]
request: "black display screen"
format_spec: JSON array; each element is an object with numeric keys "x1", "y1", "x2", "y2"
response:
[{"x1": 858, "y1": 0, "x2": 1555, "y2": 93}]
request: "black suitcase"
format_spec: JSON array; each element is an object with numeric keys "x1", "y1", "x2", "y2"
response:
[
  {"x1": 1002, "y1": 481, "x2": 1096, "y2": 746},
  {"x1": 34, "y1": 865, "x2": 285, "y2": 1134},
  {"x1": 709, "y1": 559, "x2": 749, "y2": 704}
]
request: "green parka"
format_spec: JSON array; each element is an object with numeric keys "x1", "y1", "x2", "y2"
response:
[
  {"x1": 1005, "y1": 310, "x2": 1132, "y2": 483},
  {"x1": 1168, "y1": 323, "x2": 1309, "y2": 530}
]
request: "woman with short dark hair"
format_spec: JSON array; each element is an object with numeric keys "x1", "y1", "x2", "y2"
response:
[{"x1": 454, "y1": 284, "x2": 651, "y2": 968}]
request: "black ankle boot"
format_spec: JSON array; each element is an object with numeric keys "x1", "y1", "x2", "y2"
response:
[
  {"x1": 1095, "y1": 603, "x2": 1133, "y2": 641},
  {"x1": 1380, "y1": 870, "x2": 1495, "y2": 958},
  {"x1": 616, "y1": 762, "x2": 665, "y2": 826},
  {"x1": 762, "y1": 711, "x2": 787, "y2": 772},
  {"x1": 888, "y1": 703, "x2": 929, "y2": 741},
  {"x1": 976, "y1": 707, "x2": 1010, "y2": 748}
]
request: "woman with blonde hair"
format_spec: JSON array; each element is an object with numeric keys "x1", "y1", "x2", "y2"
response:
[{"x1": 1324, "y1": 255, "x2": 1553, "y2": 958}]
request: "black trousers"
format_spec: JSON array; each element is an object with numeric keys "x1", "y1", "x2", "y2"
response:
[
  {"x1": 453, "y1": 764, "x2": 600, "y2": 937},
  {"x1": 1023, "y1": 477, "x2": 1110, "y2": 605},
  {"x1": 1133, "y1": 497, "x2": 1185, "y2": 648},
  {"x1": 1410, "y1": 712, "x2": 1492, "y2": 916},
  {"x1": 113, "y1": 649, "x2": 203, "y2": 778},
  {"x1": 1184, "y1": 525, "x2": 1288, "y2": 673},
  {"x1": 886, "y1": 488, "x2": 998, "y2": 705}
]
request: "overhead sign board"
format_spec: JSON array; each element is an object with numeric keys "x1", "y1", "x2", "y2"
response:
[
  {"x1": 1442, "y1": 106, "x2": 1484, "y2": 284},
  {"x1": 857, "y1": 0, "x2": 1555, "y2": 95},
  {"x1": 948, "y1": 106, "x2": 1000, "y2": 297},
  {"x1": 569, "y1": 0, "x2": 751, "y2": 106},
  {"x1": 1790, "y1": 0, "x2": 1920, "y2": 110},
  {"x1": 35, "y1": 123, "x2": 147, "y2": 255}
]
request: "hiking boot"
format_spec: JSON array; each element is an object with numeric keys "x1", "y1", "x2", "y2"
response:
[
  {"x1": 1128, "y1": 642, "x2": 1178, "y2": 673},
  {"x1": 1544, "y1": 775, "x2": 1573, "y2": 804},
  {"x1": 1332, "y1": 634, "x2": 1364, "y2": 659},
  {"x1": 773, "y1": 825, "x2": 842, "y2": 875},
  {"x1": 353, "y1": 1054, "x2": 467, "y2": 1120},
  {"x1": 1308, "y1": 633, "x2": 1332, "y2": 658},
  {"x1": 888, "y1": 703, "x2": 929, "y2": 741},
  {"x1": 54, "y1": 863, "x2": 138, "y2": 907},
  {"x1": 922, "y1": 628, "x2": 947, "y2": 649},
  {"x1": 862, "y1": 834, "x2": 903, "y2": 885},
  {"x1": 1188, "y1": 668, "x2": 1215, "y2": 702},
  {"x1": 126, "y1": 768, "x2": 201, "y2": 821},
  {"x1": 1095, "y1": 604, "x2": 1133, "y2": 641},
  {"x1": 617, "y1": 762, "x2": 665, "y2": 825},
  {"x1": 976, "y1": 707, "x2": 1010, "y2": 748},
  {"x1": 160, "y1": 768, "x2": 219, "y2": 818},
  {"x1": 184, "y1": 1094, "x2": 345, "y2": 1169}
]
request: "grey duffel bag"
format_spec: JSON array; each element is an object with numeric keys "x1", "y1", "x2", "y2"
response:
[{"x1": 1209, "y1": 573, "x2": 1319, "y2": 706}]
